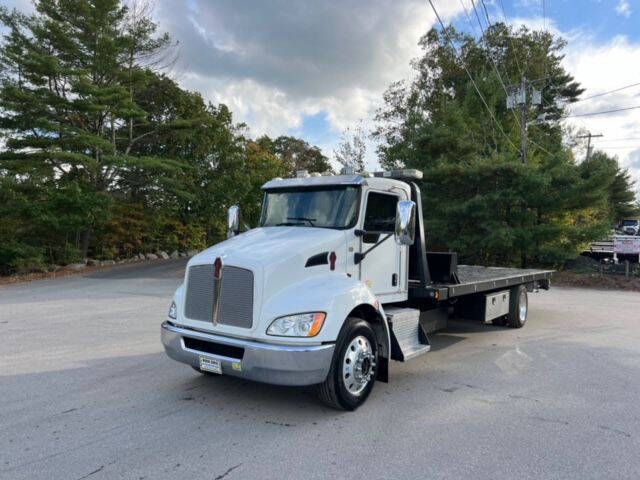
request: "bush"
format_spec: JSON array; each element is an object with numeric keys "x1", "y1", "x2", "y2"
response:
[
  {"x1": 97, "y1": 201, "x2": 207, "y2": 258},
  {"x1": 0, "y1": 242, "x2": 46, "y2": 275}
]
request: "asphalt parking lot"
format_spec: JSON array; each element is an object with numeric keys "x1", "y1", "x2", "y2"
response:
[{"x1": 1, "y1": 259, "x2": 639, "y2": 480}]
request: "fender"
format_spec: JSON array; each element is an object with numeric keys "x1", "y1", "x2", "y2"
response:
[{"x1": 261, "y1": 274, "x2": 391, "y2": 355}]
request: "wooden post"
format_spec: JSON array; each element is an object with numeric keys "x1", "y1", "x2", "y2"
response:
[{"x1": 625, "y1": 260, "x2": 630, "y2": 278}]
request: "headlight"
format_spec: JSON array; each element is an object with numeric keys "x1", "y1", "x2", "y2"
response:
[
  {"x1": 266, "y1": 312, "x2": 326, "y2": 337},
  {"x1": 168, "y1": 301, "x2": 177, "y2": 319}
]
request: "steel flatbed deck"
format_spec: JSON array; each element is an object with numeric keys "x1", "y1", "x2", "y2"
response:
[{"x1": 409, "y1": 265, "x2": 553, "y2": 301}]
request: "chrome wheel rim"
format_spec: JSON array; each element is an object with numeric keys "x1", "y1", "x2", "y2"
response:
[
  {"x1": 342, "y1": 335, "x2": 375, "y2": 396},
  {"x1": 519, "y1": 290, "x2": 528, "y2": 323}
]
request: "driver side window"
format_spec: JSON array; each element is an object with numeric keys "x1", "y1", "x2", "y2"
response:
[{"x1": 363, "y1": 192, "x2": 398, "y2": 243}]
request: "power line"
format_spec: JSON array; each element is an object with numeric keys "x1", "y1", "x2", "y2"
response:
[
  {"x1": 542, "y1": 0, "x2": 547, "y2": 77},
  {"x1": 466, "y1": 0, "x2": 551, "y2": 162},
  {"x1": 427, "y1": 0, "x2": 521, "y2": 154},
  {"x1": 592, "y1": 145, "x2": 640, "y2": 149},
  {"x1": 573, "y1": 81, "x2": 640, "y2": 103},
  {"x1": 562, "y1": 105, "x2": 640, "y2": 118},
  {"x1": 497, "y1": 0, "x2": 523, "y2": 77},
  {"x1": 527, "y1": 138, "x2": 555, "y2": 156},
  {"x1": 593, "y1": 137, "x2": 640, "y2": 142},
  {"x1": 460, "y1": 0, "x2": 523, "y2": 131},
  {"x1": 479, "y1": 0, "x2": 492, "y2": 27}
]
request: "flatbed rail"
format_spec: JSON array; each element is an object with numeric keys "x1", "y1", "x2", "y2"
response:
[{"x1": 409, "y1": 265, "x2": 553, "y2": 300}]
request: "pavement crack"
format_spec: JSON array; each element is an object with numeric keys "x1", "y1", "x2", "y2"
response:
[
  {"x1": 214, "y1": 464, "x2": 241, "y2": 480},
  {"x1": 509, "y1": 394, "x2": 541, "y2": 403},
  {"x1": 60, "y1": 408, "x2": 78, "y2": 414},
  {"x1": 598, "y1": 425, "x2": 631, "y2": 438},
  {"x1": 76, "y1": 466, "x2": 104, "y2": 480},
  {"x1": 265, "y1": 420, "x2": 295, "y2": 427},
  {"x1": 438, "y1": 387, "x2": 458, "y2": 393},
  {"x1": 530, "y1": 416, "x2": 569, "y2": 426}
]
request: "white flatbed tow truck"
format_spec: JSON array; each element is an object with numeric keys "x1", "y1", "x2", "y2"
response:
[{"x1": 162, "y1": 169, "x2": 552, "y2": 410}]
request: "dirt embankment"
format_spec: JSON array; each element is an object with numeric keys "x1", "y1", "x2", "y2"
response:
[{"x1": 553, "y1": 270, "x2": 640, "y2": 291}]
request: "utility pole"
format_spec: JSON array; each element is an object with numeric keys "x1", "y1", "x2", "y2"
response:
[
  {"x1": 576, "y1": 132, "x2": 603, "y2": 162},
  {"x1": 507, "y1": 77, "x2": 542, "y2": 165},
  {"x1": 520, "y1": 77, "x2": 528, "y2": 165}
]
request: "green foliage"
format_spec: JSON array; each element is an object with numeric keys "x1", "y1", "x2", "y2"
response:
[
  {"x1": 583, "y1": 151, "x2": 638, "y2": 222},
  {"x1": 0, "y1": 0, "x2": 327, "y2": 274},
  {"x1": 257, "y1": 135, "x2": 332, "y2": 175},
  {"x1": 98, "y1": 201, "x2": 206, "y2": 259},
  {"x1": 0, "y1": 0, "x2": 175, "y2": 258},
  {"x1": 374, "y1": 23, "x2": 630, "y2": 266},
  {"x1": 0, "y1": 176, "x2": 107, "y2": 273}
]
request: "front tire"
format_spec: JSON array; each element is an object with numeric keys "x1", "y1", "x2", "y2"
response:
[{"x1": 318, "y1": 317, "x2": 378, "y2": 410}]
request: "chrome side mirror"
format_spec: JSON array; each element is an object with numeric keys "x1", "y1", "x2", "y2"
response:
[
  {"x1": 395, "y1": 200, "x2": 416, "y2": 246},
  {"x1": 227, "y1": 205, "x2": 241, "y2": 238}
]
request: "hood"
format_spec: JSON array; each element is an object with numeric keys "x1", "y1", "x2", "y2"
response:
[
  {"x1": 179, "y1": 226, "x2": 349, "y2": 336},
  {"x1": 190, "y1": 226, "x2": 346, "y2": 268}
]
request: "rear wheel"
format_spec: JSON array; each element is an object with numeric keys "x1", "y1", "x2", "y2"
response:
[
  {"x1": 318, "y1": 317, "x2": 378, "y2": 410},
  {"x1": 507, "y1": 285, "x2": 528, "y2": 328}
]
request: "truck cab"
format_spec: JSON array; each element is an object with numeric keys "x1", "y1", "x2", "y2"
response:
[
  {"x1": 162, "y1": 169, "x2": 552, "y2": 410},
  {"x1": 619, "y1": 219, "x2": 640, "y2": 236}
]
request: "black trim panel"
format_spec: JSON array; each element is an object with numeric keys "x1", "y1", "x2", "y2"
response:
[
  {"x1": 305, "y1": 252, "x2": 329, "y2": 267},
  {"x1": 183, "y1": 336, "x2": 245, "y2": 359}
]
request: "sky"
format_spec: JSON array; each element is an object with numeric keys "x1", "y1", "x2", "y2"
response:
[{"x1": 4, "y1": 0, "x2": 640, "y2": 190}]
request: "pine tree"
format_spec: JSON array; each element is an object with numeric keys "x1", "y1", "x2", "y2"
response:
[
  {"x1": 373, "y1": 23, "x2": 614, "y2": 266},
  {"x1": 0, "y1": 0, "x2": 174, "y2": 257}
]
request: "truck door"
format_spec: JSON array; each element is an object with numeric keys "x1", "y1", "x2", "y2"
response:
[{"x1": 359, "y1": 190, "x2": 404, "y2": 301}]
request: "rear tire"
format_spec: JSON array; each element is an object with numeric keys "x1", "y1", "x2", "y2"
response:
[
  {"x1": 507, "y1": 285, "x2": 528, "y2": 328},
  {"x1": 318, "y1": 317, "x2": 378, "y2": 411}
]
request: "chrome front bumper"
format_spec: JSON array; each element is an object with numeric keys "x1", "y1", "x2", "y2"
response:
[{"x1": 161, "y1": 322, "x2": 335, "y2": 386}]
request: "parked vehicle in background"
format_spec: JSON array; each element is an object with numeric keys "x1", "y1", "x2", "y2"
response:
[
  {"x1": 161, "y1": 168, "x2": 552, "y2": 410},
  {"x1": 619, "y1": 219, "x2": 640, "y2": 236}
]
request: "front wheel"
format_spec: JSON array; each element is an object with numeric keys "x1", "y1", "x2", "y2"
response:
[{"x1": 318, "y1": 317, "x2": 378, "y2": 410}]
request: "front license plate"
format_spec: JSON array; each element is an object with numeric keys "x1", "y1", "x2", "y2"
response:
[{"x1": 199, "y1": 356, "x2": 222, "y2": 374}]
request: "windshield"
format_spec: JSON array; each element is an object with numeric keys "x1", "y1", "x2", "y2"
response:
[
  {"x1": 260, "y1": 186, "x2": 360, "y2": 229},
  {"x1": 622, "y1": 220, "x2": 638, "y2": 227}
]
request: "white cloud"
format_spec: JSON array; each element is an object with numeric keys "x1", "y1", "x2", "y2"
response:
[
  {"x1": 561, "y1": 34, "x2": 640, "y2": 189},
  {"x1": 155, "y1": 0, "x2": 465, "y2": 163},
  {"x1": 616, "y1": 0, "x2": 631, "y2": 18}
]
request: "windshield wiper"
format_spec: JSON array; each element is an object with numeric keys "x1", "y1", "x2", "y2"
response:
[
  {"x1": 287, "y1": 216, "x2": 316, "y2": 226},
  {"x1": 275, "y1": 222, "x2": 302, "y2": 226}
]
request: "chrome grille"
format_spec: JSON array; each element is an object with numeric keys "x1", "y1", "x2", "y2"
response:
[
  {"x1": 184, "y1": 264, "x2": 254, "y2": 328},
  {"x1": 218, "y1": 266, "x2": 254, "y2": 328},
  {"x1": 184, "y1": 264, "x2": 215, "y2": 321}
]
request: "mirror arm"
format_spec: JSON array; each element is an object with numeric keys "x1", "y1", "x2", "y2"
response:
[{"x1": 354, "y1": 233, "x2": 393, "y2": 265}]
